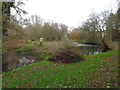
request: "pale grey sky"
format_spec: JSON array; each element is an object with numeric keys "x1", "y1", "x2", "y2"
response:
[{"x1": 20, "y1": 0, "x2": 117, "y2": 28}]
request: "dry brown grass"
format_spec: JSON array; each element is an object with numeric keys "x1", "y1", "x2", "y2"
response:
[{"x1": 107, "y1": 41, "x2": 119, "y2": 51}]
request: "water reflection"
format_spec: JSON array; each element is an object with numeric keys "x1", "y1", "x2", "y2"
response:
[
  {"x1": 2, "y1": 48, "x2": 37, "y2": 72},
  {"x1": 75, "y1": 43, "x2": 106, "y2": 55}
]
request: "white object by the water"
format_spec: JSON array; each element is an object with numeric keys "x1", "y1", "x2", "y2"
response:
[{"x1": 19, "y1": 57, "x2": 35, "y2": 63}]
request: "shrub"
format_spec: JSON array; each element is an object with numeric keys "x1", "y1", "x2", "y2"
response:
[{"x1": 61, "y1": 40, "x2": 75, "y2": 49}]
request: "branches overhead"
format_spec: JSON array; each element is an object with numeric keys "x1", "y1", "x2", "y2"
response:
[{"x1": 2, "y1": 1, "x2": 27, "y2": 35}]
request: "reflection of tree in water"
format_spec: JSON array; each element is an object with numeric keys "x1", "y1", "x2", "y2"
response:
[
  {"x1": 3, "y1": 48, "x2": 39, "y2": 72},
  {"x1": 77, "y1": 45, "x2": 105, "y2": 55},
  {"x1": 102, "y1": 48, "x2": 111, "y2": 52},
  {"x1": 2, "y1": 49, "x2": 20, "y2": 72}
]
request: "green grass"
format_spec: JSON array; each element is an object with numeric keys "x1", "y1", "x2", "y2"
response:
[{"x1": 2, "y1": 51, "x2": 118, "y2": 88}]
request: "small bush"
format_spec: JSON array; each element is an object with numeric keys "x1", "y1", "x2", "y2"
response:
[{"x1": 17, "y1": 46, "x2": 30, "y2": 53}]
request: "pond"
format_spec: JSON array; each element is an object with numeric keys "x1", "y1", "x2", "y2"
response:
[{"x1": 74, "y1": 42, "x2": 108, "y2": 55}]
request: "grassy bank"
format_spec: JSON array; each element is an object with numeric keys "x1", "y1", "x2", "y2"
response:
[
  {"x1": 2, "y1": 50, "x2": 118, "y2": 88},
  {"x1": 16, "y1": 40, "x2": 75, "y2": 60}
]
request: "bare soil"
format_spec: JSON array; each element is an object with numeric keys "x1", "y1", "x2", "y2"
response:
[{"x1": 49, "y1": 49, "x2": 83, "y2": 64}]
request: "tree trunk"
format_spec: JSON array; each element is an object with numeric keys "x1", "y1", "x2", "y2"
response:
[{"x1": 98, "y1": 31, "x2": 109, "y2": 49}]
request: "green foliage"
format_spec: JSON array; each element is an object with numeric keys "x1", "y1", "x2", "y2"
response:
[
  {"x1": 20, "y1": 51, "x2": 28, "y2": 55},
  {"x1": 2, "y1": 45, "x2": 7, "y2": 54},
  {"x1": 16, "y1": 42, "x2": 35, "y2": 54},
  {"x1": 2, "y1": 51, "x2": 118, "y2": 88}
]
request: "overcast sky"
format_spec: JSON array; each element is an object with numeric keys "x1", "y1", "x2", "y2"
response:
[{"x1": 20, "y1": 0, "x2": 118, "y2": 28}]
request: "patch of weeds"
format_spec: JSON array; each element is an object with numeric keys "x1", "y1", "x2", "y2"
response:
[
  {"x1": 59, "y1": 45, "x2": 65, "y2": 50},
  {"x1": 17, "y1": 46, "x2": 30, "y2": 54},
  {"x1": 16, "y1": 42, "x2": 36, "y2": 54},
  {"x1": 36, "y1": 49, "x2": 49, "y2": 60},
  {"x1": 20, "y1": 51, "x2": 29, "y2": 55}
]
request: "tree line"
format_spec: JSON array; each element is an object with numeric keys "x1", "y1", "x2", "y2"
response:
[
  {"x1": 69, "y1": 9, "x2": 120, "y2": 48},
  {"x1": 2, "y1": 1, "x2": 120, "y2": 49},
  {"x1": 24, "y1": 15, "x2": 68, "y2": 41},
  {"x1": 2, "y1": 2, "x2": 68, "y2": 42}
]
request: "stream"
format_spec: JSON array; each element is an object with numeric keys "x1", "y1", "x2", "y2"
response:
[{"x1": 2, "y1": 43, "x2": 108, "y2": 72}]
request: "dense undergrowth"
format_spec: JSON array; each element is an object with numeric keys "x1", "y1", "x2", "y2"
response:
[{"x1": 2, "y1": 50, "x2": 118, "y2": 88}]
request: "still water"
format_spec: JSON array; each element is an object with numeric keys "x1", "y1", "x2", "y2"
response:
[{"x1": 75, "y1": 42, "x2": 107, "y2": 55}]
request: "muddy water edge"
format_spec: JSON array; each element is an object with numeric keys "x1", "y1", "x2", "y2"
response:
[{"x1": 2, "y1": 48, "x2": 38, "y2": 72}]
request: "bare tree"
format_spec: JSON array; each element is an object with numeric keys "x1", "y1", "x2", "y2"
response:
[{"x1": 88, "y1": 11, "x2": 110, "y2": 48}]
